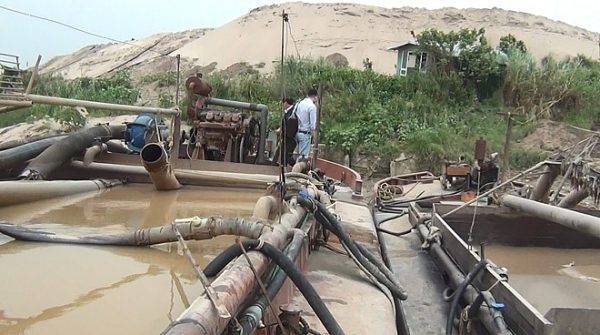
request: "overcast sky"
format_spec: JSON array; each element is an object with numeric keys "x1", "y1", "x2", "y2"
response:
[{"x1": 1, "y1": 0, "x2": 598, "y2": 67}]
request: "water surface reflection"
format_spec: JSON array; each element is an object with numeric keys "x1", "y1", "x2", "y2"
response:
[{"x1": 0, "y1": 184, "x2": 263, "y2": 335}]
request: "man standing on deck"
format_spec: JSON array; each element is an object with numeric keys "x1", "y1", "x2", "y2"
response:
[
  {"x1": 295, "y1": 88, "x2": 318, "y2": 160},
  {"x1": 275, "y1": 97, "x2": 298, "y2": 167}
]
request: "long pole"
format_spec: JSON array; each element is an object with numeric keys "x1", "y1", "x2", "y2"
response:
[
  {"x1": 312, "y1": 82, "x2": 323, "y2": 167},
  {"x1": 279, "y1": 10, "x2": 288, "y2": 222},
  {"x1": 500, "y1": 112, "x2": 513, "y2": 182},
  {"x1": 2, "y1": 93, "x2": 179, "y2": 115}
]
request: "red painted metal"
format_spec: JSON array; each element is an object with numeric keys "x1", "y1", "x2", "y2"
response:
[{"x1": 315, "y1": 158, "x2": 363, "y2": 198}]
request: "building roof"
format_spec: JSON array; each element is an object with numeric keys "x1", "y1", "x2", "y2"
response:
[{"x1": 387, "y1": 41, "x2": 419, "y2": 51}]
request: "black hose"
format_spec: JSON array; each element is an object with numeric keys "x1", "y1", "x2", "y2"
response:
[
  {"x1": 0, "y1": 136, "x2": 68, "y2": 169},
  {"x1": 236, "y1": 239, "x2": 345, "y2": 335},
  {"x1": 204, "y1": 243, "x2": 244, "y2": 277},
  {"x1": 0, "y1": 133, "x2": 67, "y2": 151},
  {"x1": 18, "y1": 124, "x2": 126, "y2": 180},
  {"x1": 297, "y1": 197, "x2": 408, "y2": 301},
  {"x1": 446, "y1": 258, "x2": 489, "y2": 335},
  {"x1": 373, "y1": 209, "x2": 411, "y2": 335},
  {"x1": 374, "y1": 212, "x2": 413, "y2": 237},
  {"x1": 376, "y1": 227, "x2": 412, "y2": 237},
  {"x1": 239, "y1": 231, "x2": 305, "y2": 335},
  {"x1": 376, "y1": 212, "x2": 406, "y2": 225}
]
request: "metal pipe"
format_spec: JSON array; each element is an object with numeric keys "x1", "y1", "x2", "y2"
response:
[
  {"x1": 529, "y1": 164, "x2": 561, "y2": 202},
  {"x1": 0, "y1": 179, "x2": 122, "y2": 207},
  {"x1": 162, "y1": 207, "x2": 307, "y2": 335},
  {"x1": 205, "y1": 96, "x2": 268, "y2": 163},
  {"x1": 0, "y1": 216, "x2": 268, "y2": 245},
  {"x1": 2, "y1": 94, "x2": 180, "y2": 115},
  {"x1": 140, "y1": 143, "x2": 181, "y2": 190},
  {"x1": 18, "y1": 124, "x2": 126, "y2": 180},
  {"x1": 502, "y1": 194, "x2": 600, "y2": 239},
  {"x1": 105, "y1": 140, "x2": 133, "y2": 154},
  {"x1": 83, "y1": 143, "x2": 108, "y2": 167},
  {"x1": 557, "y1": 188, "x2": 590, "y2": 208},
  {"x1": 70, "y1": 161, "x2": 317, "y2": 189},
  {"x1": 0, "y1": 99, "x2": 32, "y2": 107},
  {"x1": 0, "y1": 136, "x2": 67, "y2": 169},
  {"x1": 252, "y1": 195, "x2": 279, "y2": 221},
  {"x1": 415, "y1": 222, "x2": 512, "y2": 335}
]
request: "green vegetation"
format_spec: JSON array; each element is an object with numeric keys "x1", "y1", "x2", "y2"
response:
[{"x1": 2, "y1": 27, "x2": 599, "y2": 173}]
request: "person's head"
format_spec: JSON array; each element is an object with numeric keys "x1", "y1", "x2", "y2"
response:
[
  {"x1": 281, "y1": 97, "x2": 294, "y2": 109},
  {"x1": 307, "y1": 88, "x2": 318, "y2": 103}
]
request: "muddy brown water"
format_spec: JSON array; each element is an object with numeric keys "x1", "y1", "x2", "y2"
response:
[
  {"x1": 0, "y1": 184, "x2": 264, "y2": 335},
  {"x1": 485, "y1": 245, "x2": 600, "y2": 315}
]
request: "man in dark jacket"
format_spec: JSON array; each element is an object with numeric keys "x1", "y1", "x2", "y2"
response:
[{"x1": 275, "y1": 97, "x2": 298, "y2": 166}]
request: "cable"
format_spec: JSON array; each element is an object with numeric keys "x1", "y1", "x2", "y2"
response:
[
  {"x1": 0, "y1": 4, "x2": 174, "y2": 58},
  {"x1": 237, "y1": 239, "x2": 345, "y2": 335}
]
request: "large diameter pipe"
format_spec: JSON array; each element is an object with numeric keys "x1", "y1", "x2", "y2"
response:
[
  {"x1": 205, "y1": 97, "x2": 268, "y2": 163},
  {"x1": 0, "y1": 216, "x2": 268, "y2": 245},
  {"x1": 162, "y1": 206, "x2": 307, "y2": 335},
  {"x1": 18, "y1": 124, "x2": 126, "y2": 180},
  {"x1": 0, "y1": 179, "x2": 122, "y2": 207},
  {"x1": 557, "y1": 188, "x2": 590, "y2": 209},
  {"x1": 4, "y1": 93, "x2": 180, "y2": 115},
  {"x1": 83, "y1": 143, "x2": 108, "y2": 167},
  {"x1": 0, "y1": 136, "x2": 67, "y2": 169},
  {"x1": 140, "y1": 143, "x2": 181, "y2": 190},
  {"x1": 0, "y1": 133, "x2": 67, "y2": 151},
  {"x1": 502, "y1": 194, "x2": 600, "y2": 239},
  {"x1": 529, "y1": 164, "x2": 561, "y2": 202}
]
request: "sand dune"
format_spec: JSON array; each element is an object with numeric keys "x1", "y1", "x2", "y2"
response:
[{"x1": 37, "y1": 2, "x2": 599, "y2": 79}]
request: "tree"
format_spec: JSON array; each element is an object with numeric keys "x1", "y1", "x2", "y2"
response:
[
  {"x1": 416, "y1": 28, "x2": 504, "y2": 101},
  {"x1": 499, "y1": 34, "x2": 527, "y2": 54}
]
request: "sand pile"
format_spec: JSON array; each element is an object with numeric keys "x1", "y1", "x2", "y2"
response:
[{"x1": 37, "y1": 2, "x2": 598, "y2": 80}]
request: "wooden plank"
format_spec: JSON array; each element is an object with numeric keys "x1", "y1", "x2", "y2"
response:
[{"x1": 431, "y1": 210, "x2": 554, "y2": 335}]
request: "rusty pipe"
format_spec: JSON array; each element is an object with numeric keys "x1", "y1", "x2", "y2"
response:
[
  {"x1": 529, "y1": 164, "x2": 561, "y2": 202},
  {"x1": 140, "y1": 142, "x2": 181, "y2": 191},
  {"x1": 558, "y1": 188, "x2": 590, "y2": 208},
  {"x1": 291, "y1": 160, "x2": 310, "y2": 173},
  {"x1": 0, "y1": 216, "x2": 269, "y2": 245},
  {"x1": 83, "y1": 143, "x2": 108, "y2": 167},
  {"x1": 162, "y1": 206, "x2": 307, "y2": 335},
  {"x1": 502, "y1": 194, "x2": 600, "y2": 239},
  {"x1": 252, "y1": 195, "x2": 280, "y2": 221}
]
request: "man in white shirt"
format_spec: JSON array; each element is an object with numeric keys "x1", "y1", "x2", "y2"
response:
[{"x1": 294, "y1": 88, "x2": 318, "y2": 159}]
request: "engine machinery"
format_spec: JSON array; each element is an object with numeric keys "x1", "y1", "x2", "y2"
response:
[{"x1": 184, "y1": 75, "x2": 261, "y2": 164}]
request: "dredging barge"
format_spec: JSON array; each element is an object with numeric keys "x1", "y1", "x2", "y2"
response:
[{"x1": 2, "y1": 54, "x2": 600, "y2": 335}]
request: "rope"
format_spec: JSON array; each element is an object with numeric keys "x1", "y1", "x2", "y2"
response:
[{"x1": 377, "y1": 183, "x2": 397, "y2": 201}]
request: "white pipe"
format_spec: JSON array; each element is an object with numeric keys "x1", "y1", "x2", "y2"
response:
[{"x1": 0, "y1": 179, "x2": 122, "y2": 207}]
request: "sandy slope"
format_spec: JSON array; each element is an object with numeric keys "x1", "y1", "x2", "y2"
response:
[{"x1": 38, "y1": 2, "x2": 599, "y2": 79}]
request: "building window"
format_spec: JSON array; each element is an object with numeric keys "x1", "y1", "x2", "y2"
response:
[{"x1": 416, "y1": 52, "x2": 428, "y2": 69}]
